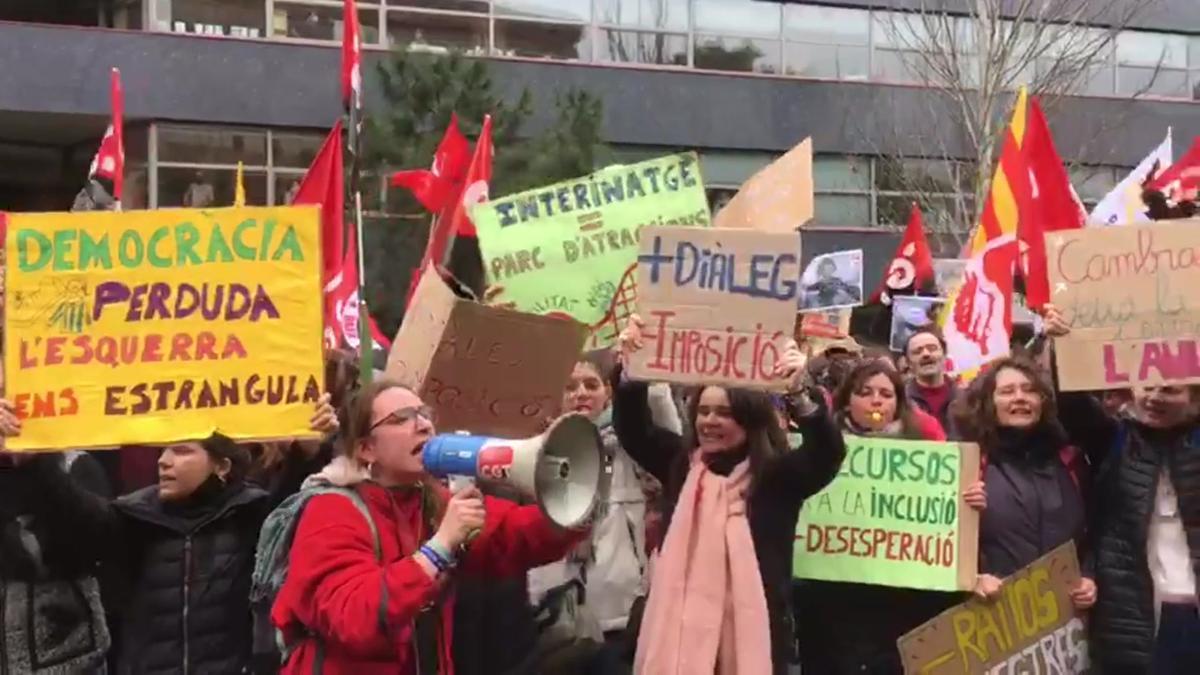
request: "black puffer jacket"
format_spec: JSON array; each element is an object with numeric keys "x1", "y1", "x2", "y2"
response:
[
  {"x1": 1057, "y1": 391, "x2": 1200, "y2": 671},
  {"x1": 612, "y1": 369, "x2": 845, "y2": 675},
  {"x1": 111, "y1": 478, "x2": 269, "y2": 675}
]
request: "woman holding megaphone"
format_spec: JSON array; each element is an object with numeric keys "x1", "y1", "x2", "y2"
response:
[
  {"x1": 271, "y1": 379, "x2": 589, "y2": 675},
  {"x1": 613, "y1": 315, "x2": 846, "y2": 675}
]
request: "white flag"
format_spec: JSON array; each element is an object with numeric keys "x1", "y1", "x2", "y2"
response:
[
  {"x1": 1089, "y1": 130, "x2": 1172, "y2": 226},
  {"x1": 941, "y1": 235, "x2": 1018, "y2": 377}
]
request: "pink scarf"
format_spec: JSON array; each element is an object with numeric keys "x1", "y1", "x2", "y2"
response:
[{"x1": 634, "y1": 456, "x2": 773, "y2": 674}]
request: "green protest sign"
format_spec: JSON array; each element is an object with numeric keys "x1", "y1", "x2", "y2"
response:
[
  {"x1": 471, "y1": 153, "x2": 710, "y2": 329},
  {"x1": 793, "y1": 435, "x2": 980, "y2": 591}
]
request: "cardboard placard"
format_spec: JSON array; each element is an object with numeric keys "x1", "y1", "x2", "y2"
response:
[
  {"x1": 627, "y1": 226, "x2": 801, "y2": 391},
  {"x1": 898, "y1": 542, "x2": 1089, "y2": 675},
  {"x1": 794, "y1": 436, "x2": 981, "y2": 592},
  {"x1": 714, "y1": 138, "x2": 813, "y2": 233},
  {"x1": 1047, "y1": 219, "x2": 1200, "y2": 391},
  {"x1": 471, "y1": 153, "x2": 710, "y2": 330},
  {"x1": 386, "y1": 266, "x2": 587, "y2": 438},
  {"x1": 4, "y1": 207, "x2": 325, "y2": 451},
  {"x1": 798, "y1": 307, "x2": 852, "y2": 340}
]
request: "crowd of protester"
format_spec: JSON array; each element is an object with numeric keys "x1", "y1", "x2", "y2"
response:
[{"x1": 1, "y1": 301, "x2": 1199, "y2": 675}]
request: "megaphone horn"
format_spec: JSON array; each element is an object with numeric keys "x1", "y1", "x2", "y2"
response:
[{"x1": 421, "y1": 413, "x2": 604, "y2": 529}]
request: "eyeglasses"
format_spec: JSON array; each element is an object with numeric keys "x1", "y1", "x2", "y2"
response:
[{"x1": 369, "y1": 405, "x2": 435, "y2": 432}]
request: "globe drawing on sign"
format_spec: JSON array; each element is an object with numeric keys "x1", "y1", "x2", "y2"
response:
[{"x1": 586, "y1": 264, "x2": 638, "y2": 350}]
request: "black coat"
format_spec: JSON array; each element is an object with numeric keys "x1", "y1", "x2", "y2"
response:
[
  {"x1": 1058, "y1": 391, "x2": 1200, "y2": 671},
  {"x1": 978, "y1": 425, "x2": 1088, "y2": 578},
  {"x1": 612, "y1": 372, "x2": 845, "y2": 674},
  {"x1": 111, "y1": 480, "x2": 269, "y2": 675}
]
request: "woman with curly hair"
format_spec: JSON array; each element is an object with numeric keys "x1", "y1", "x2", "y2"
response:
[{"x1": 951, "y1": 356, "x2": 1096, "y2": 606}]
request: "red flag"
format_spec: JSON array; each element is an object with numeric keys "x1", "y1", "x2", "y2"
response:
[
  {"x1": 325, "y1": 224, "x2": 391, "y2": 352},
  {"x1": 341, "y1": 0, "x2": 362, "y2": 112},
  {"x1": 871, "y1": 203, "x2": 933, "y2": 304},
  {"x1": 442, "y1": 115, "x2": 493, "y2": 240},
  {"x1": 390, "y1": 114, "x2": 472, "y2": 213},
  {"x1": 89, "y1": 68, "x2": 124, "y2": 203},
  {"x1": 1018, "y1": 97, "x2": 1086, "y2": 310},
  {"x1": 293, "y1": 121, "x2": 345, "y2": 292},
  {"x1": 1148, "y1": 136, "x2": 1200, "y2": 203},
  {"x1": 406, "y1": 116, "x2": 493, "y2": 305}
]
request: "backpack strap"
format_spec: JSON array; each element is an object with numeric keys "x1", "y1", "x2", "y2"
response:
[{"x1": 276, "y1": 487, "x2": 385, "y2": 669}]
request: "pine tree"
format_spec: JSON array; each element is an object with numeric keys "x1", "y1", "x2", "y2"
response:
[{"x1": 362, "y1": 51, "x2": 608, "y2": 334}]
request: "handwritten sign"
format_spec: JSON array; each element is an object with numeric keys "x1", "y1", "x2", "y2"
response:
[
  {"x1": 472, "y1": 153, "x2": 710, "y2": 329},
  {"x1": 386, "y1": 266, "x2": 587, "y2": 438},
  {"x1": 3, "y1": 207, "x2": 324, "y2": 451},
  {"x1": 1047, "y1": 219, "x2": 1200, "y2": 390},
  {"x1": 627, "y1": 226, "x2": 800, "y2": 391},
  {"x1": 794, "y1": 435, "x2": 980, "y2": 591},
  {"x1": 898, "y1": 542, "x2": 1089, "y2": 675},
  {"x1": 714, "y1": 138, "x2": 813, "y2": 233}
]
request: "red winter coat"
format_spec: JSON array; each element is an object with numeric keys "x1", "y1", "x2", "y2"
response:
[{"x1": 271, "y1": 459, "x2": 584, "y2": 675}]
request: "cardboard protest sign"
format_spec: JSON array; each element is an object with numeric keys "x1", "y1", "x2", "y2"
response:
[
  {"x1": 627, "y1": 226, "x2": 800, "y2": 391},
  {"x1": 3, "y1": 207, "x2": 324, "y2": 451},
  {"x1": 1047, "y1": 219, "x2": 1200, "y2": 390},
  {"x1": 714, "y1": 138, "x2": 813, "y2": 233},
  {"x1": 898, "y1": 542, "x2": 1089, "y2": 675},
  {"x1": 799, "y1": 307, "x2": 852, "y2": 340},
  {"x1": 472, "y1": 153, "x2": 710, "y2": 332},
  {"x1": 387, "y1": 266, "x2": 588, "y2": 438},
  {"x1": 794, "y1": 436, "x2": 981, "y2": 591}
]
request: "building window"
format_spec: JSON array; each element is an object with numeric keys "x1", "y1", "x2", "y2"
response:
[
  {"x1": 152, "y1": 124, "x2": 324, "y2": 208},
  {"x1": 154, "y1": 0, "x2": 265, "y2": 37},
  {"x1": 1118, "y1": 30, "x2": 1189, "y2": 98},
  {"x1": 595, "y1": 0, "x2": 689, "y2": 33},
  {"x1": 783, "y1": 5, "x2": 869, "y2": 80},
  {"x1": 391, "y1": 1, "x2": 489, "y2": 12},
  {"x1": 494, "y1": 19, "x2": 590, "y2": 60},
  {"x1": 272, "y1": 2, "x2": 382, "y2": 44},
  {"x1": 694, "y1": 35, "x2": 779, "y2": 74},
  {"x1": 387, "y1": 9, "x2": 487, "y2": 54},
  {"x1": 598, "y1": 30, "x2": 686, "y2": 65},
  {"x1": 814, "y1": 155, "x2": 871, "y2": 228},
  {"x1": 494, "y1": 0, "x2": 590, "y2": 23}
]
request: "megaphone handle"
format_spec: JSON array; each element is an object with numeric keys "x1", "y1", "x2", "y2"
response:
[{"x1": 447, "y1": 474, "x2": 483, "y2": 546}]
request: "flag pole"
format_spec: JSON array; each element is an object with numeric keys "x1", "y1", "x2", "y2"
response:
[{"x1": 348, "y1": 97, "x2": 371, "y2": 386}]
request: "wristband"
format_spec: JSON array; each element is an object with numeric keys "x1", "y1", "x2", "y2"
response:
[
  {"x1": 419, "y1": 545, "x2": 450, "y2": 574},
  {"x1": 425, "y1": 538, "x2": 457, "y2": 566}
]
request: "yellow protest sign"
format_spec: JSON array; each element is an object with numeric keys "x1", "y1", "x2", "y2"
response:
[{"x1": 3, "y1": 206, "x2": 325, "y2": 451}]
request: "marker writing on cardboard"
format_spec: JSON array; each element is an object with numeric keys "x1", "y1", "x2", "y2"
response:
[{"x1": 638, "y1": 235, "x2": 798, "y2": 301}]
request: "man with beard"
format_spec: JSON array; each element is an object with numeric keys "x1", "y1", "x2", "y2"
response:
[
  {"x1": 903, "y1": 328, "x2": 961, "y2": 438},
  {"x1": 1045, "y1": 304, "x2": 1200, "y2": 674}
]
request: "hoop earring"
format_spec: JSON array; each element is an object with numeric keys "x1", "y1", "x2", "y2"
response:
[{"x1": 366, "y1": 461, "x2": 375, "y2": 477}]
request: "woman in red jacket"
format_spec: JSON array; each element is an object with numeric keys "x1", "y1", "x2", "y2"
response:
[{"x1": 271, "y1": 379, "x2": 587, "y2": 675}]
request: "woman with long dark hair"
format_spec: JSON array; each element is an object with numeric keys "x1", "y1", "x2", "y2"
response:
[
  {"x1": 612, "y1": 316, "x2": 845, "y2": 674},
  {"x1": 951, "y1": 356, "x2": 1095, "y2": 605},
  {"x1": 797, "y1": 360, "x2": 984, "y2": 674}
]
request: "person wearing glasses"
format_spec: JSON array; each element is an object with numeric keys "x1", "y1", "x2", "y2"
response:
[{"x1": 270, "y1": 379, "x2": 589, "y2": 675}]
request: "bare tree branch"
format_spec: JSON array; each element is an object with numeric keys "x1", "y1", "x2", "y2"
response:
[{"x1": 870, "y1": 0, "x2": 1161, "y2": 247}]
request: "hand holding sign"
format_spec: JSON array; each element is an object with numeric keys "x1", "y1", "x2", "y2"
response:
[
  {"x1": 0, "y1": 399, "x2": 22, "y2": 438},
  {"x1": 1042, "y1": 303, "x2": 1070, "y2": 338},
  {"x1": 771, "y1": 339, "x2": 810, "y2": 391},
  {"x1": 617, "y1": 313, "x2": 646, "y2": 363}
]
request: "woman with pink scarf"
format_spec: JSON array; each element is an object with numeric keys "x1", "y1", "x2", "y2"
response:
[{"x1": 612, "y1": 316, "x2": 845, "y2": 674}]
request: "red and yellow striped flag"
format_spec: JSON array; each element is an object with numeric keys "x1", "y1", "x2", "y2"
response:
[{"x1": 941, "y1": 88, "x2": 1029, "y2": 377}]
